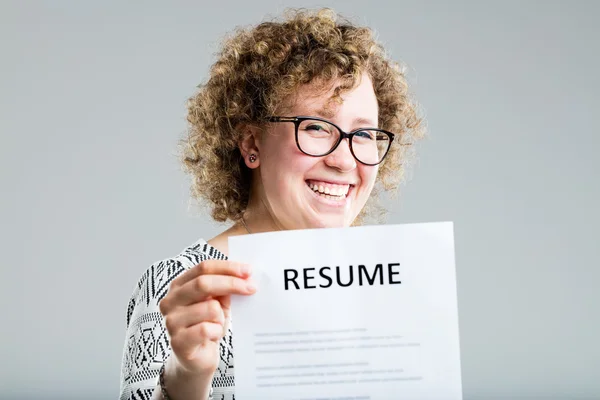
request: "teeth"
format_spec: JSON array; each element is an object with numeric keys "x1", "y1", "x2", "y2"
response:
[{"x1": 307, "y1": 181, "x2": 349, "y2": 198}]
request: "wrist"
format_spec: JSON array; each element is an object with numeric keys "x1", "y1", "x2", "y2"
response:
[{"x1": 160, "y1": 356, "x2": 215, "y2": 400}]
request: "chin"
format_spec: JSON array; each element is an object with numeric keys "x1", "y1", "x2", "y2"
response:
[{"x1": 305, "y1": 214, "x2": 349, "y2": 229}]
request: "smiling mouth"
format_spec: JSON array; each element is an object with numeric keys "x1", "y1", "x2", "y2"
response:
[{"x1": 305, "y1": 180, "x2": 352, "y2": 200}]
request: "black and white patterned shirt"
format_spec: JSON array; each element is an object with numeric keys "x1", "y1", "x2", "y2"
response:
[{"x1": 119, "y1": 239, "x2": 235, "y2": 400}]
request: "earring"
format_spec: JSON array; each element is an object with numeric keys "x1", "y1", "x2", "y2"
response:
[{"x1": 249, "y1": 154, "x2": 257, "y2": 163}]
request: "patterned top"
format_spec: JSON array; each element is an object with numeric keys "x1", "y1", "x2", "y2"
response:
[{"x1": 119, "y1": 239, "x2": 235, "y2": 400}]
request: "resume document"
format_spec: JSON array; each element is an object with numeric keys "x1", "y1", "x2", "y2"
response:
[{"x1": 229, "y1": 222, "x2": 462, "y2": 399}]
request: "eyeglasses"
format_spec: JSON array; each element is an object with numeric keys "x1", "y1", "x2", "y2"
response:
[{"x1": 267, "y1": 116, "x2": 395, "y2": 166}]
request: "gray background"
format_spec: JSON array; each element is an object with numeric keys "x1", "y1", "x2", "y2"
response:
[{"x1": 1, "y1": 1, "x2": 598, "y2": 399}]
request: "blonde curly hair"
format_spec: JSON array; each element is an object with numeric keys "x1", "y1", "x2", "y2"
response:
[{"x1": 181, "y1": 8, "x2": 425, "y2": 223}]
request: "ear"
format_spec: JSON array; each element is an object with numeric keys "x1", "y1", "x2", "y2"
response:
[{"x1": 238, "y1": 123, "x2": 261, "y2": 169}]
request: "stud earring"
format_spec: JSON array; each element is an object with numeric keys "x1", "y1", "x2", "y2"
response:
[{"x1": 249, "y1": 154, "x2": 257, "y2": 163}]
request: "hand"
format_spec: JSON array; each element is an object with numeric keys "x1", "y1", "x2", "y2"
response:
[{"x1": 158, "y1": 260, "x2": 256, "y2": 376}]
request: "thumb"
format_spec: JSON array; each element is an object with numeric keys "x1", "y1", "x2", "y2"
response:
[{"x1": 216, "y1": 295, "x2": 231, "y2": 336}]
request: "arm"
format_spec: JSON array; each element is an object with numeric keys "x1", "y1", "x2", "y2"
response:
[
  {"x1": 121, "y1": 257, "x2": 251, "y2": 400},
  {"x1": 119, "y1": 268, "x2": 164, "y2": 400},
  {"x1": 150, "y1": 359, "x2": 214, "y2": 400},
  {"x1": 120, "y1": 262, "x2": 214, "y2": 400}
]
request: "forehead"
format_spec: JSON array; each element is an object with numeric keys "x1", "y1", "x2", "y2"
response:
[{"x1": 280, "y1": 73, "x2": 378, "y2": 120}]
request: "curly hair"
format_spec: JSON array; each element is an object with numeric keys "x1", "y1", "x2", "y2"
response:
[{"x1": 181, "y1": 8, "x2": 425, "y2": 224}]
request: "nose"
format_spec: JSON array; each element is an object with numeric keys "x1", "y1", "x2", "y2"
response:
[{"x1": 323, "y1": 138, "x2": 357, "y2": 172}]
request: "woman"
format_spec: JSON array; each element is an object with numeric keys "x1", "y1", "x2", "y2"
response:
[{"x1": 119, "y1": 8, "x2": 424, "y2": 400}]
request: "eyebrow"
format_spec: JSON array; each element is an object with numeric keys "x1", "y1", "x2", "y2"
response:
[
  {"x1": 352, "y1": 117, "x2": 378, "y2": 127},
  {"x1": 306, "y1": 108, "x2": 378, "y2": 128}
]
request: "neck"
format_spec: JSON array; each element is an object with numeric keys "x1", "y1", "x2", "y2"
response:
[
  {"x1": 241, "y1": 190, "x2": 283, "y2": 234},
  {"x1": 207, "y1": 184, "x2": 282, "y2": 256}
]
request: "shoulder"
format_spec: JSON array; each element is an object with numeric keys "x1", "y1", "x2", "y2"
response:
[
  {"x1": 119, "y1": 238, "x2": 227, "y2": 399},
  {"x1": 126, "y1": 238, "x2": 227, "y2": 327}
]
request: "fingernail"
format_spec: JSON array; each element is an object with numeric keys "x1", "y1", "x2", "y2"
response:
[
  {"x1": 241, "y1": 264, "x2": 252, "y2": 276},
  {"x1": 246, "y1": 281, "x2": 256, "y2": 292}
]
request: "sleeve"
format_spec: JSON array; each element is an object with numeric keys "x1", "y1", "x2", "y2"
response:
[{"x1": 119, "y1": 259, "x2": 197, "y2": 400}]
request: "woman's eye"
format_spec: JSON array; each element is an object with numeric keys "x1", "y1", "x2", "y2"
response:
[
  {"x1": 355, "y1": 130, "x2": 374, "y2": 139},
  {"x1": 305, "y1": 124, "x2": 331, "y2": 133}
]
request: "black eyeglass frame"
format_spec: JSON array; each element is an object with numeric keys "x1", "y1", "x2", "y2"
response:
[{"x1": 267, "y1": 116, "x2": 395, "y2": 166}]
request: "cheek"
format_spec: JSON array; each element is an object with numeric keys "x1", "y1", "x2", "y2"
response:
[
  {"x1": 272, "y1": 156, "x2": 317, "y2": 192},
  {"x1": 359, "y1": 166, "x2": 379, "y2": 191},
  {"x1": 261, "y1": 130, "x2": 298, "y2": 164},
  {"x1": 261, "y1": 137, "x2": 314, "y2": 190}
]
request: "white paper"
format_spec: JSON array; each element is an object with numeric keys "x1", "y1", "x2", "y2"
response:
[{"x1": 229, "y1": 222, "x2": 462, "y2": 400}]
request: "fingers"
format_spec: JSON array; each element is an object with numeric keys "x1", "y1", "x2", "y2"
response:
[
  {"x1": 172, "y1": 260, "x2": 251, "y2": 288},
  {"x1": 160, "y1": 260, "x2": 256, "y2": 316},
  {"x1": 169, "y1": 322, "x2": 225, "y2": 364},
  {"x1": 216, "y1": 294, "x2": 231, "y2": 315},
  {"x1": 171, "y1": 274, "x2": 256, "y2": 309},
  {"x1": 165, "y1": 300, "x2": 225, "y2": 332},
  {"x1": 158, "y1": 259, "x2": 254, "y2": 375},
  {"x1": 186, "y1": 322, "x2": 226, "y2": 344}
]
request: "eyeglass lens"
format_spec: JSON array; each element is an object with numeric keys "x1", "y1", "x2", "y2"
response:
[{"x1": 297, "y1": 119, "x2": 390, "y2": 164}]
